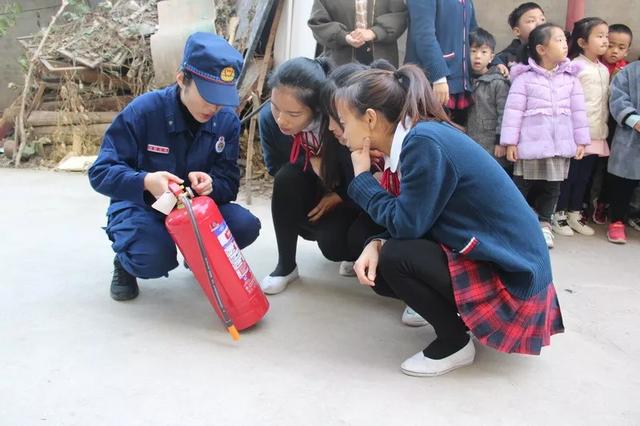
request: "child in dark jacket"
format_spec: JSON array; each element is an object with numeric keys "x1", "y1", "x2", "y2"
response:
[
  {"x1": 496, "y1": 2, "x2": 546, "y2": 68},
  {"x1": 592, "y1": 24, "x2": 633, "y2": 224},
  {"x1": 466, "y1": 28, "x2": 510, "y2": 170}
]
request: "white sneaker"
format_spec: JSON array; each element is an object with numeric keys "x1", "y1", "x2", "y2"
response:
[
  {"x1": 260, "y1": 267, "x2": 299, "y2": 295},
  {"x1": 551, "y1": 211, "x2": 574, "y2": 236},
  {"x1": 629, "y1": 217, "x2": 640, "y2": 232},
  {"x1": 338, "y1": 261, "x2": 356, "y2": 277},
  {"x1": 541, "y1": 224, "x2": 554, "y2": 248},
  {"x1": 567, "y1": 211, "x2": 595, "y2": 236},
  {"x1": 400, "y1": 339, "x2": 476, "y2": 377},
  {"x1": 401, "y1": 306, "x2": 428, "y2": 327}
]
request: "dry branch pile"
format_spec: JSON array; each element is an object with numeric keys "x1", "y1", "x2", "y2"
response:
[
  {"x1": 3, "y1": 0, "x2": 157, "y2": 164},
  {"x1": 3, "y1": 0, "x2": 274, "y2": 188}
]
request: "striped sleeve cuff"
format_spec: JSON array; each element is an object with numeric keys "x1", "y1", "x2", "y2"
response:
[{"x1": 625, "y1": 114, "x2": 640, "y2": 129}]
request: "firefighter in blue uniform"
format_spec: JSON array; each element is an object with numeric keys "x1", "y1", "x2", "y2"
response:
[{"x1": 89, "y1": 33, "x2": 261, "y2": 301}]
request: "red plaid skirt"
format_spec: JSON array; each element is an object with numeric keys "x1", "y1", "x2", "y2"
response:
[
  {"x1": 443, "y1": 247, "x2": 564, "y2": 355},
  {"x1": 446, "y1": 92, "x2": 473, "y2": 111}
]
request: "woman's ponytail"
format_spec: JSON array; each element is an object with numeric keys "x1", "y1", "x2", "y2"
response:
[
  {"x1": 314, "y1": 56, "x2": 335, "y2": 76},
  {"x1": 335, "y1": 64, "x2": 450, "y2": 130}
]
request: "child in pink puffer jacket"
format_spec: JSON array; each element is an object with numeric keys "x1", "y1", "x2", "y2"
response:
[{"x1": 501, "y1": 23, "x2": 590, "y2": 248}]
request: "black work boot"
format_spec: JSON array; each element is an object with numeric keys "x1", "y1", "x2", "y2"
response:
[{"x1": 110, "y1": 256, "x2": 139, "y2": 301}]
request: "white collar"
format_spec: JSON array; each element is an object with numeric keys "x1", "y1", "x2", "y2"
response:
[
  {"x1": 302, "y1": 119, "x2": 321, "y2": 139},
  {"x1": 384, "y1": 118, "x2": 411, "y2": 173}
]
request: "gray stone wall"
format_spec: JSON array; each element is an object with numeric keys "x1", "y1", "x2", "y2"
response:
[{"x1": 0, "y1": 0, "x2": 59, "y2": 110}]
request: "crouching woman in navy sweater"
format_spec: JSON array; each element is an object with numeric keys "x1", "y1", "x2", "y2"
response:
[{"x1": 334, "y1": 64, "x2": 564, "y2": 376}]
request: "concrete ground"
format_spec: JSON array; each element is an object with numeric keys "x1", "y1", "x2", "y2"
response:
[{"x1": 1, "y1": 168, "x2": 639, "y2": 426}]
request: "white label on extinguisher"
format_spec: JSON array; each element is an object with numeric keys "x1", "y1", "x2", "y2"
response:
[{"x1": 212, "y1": 221, "x2": 257, "y2": 294}]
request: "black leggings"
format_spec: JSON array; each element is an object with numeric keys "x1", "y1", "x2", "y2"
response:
[
  {"x1": 557, "y1": 156, "x2": 597, "y2": 212},
  {"x1": 347, "y1": 213, "x2": 386, "y2": 262},
  {"x1": 374, "y1": 239, "x2": 469, "y2": 357},
  {"x1": 513, "y1": 177, "x2": 562, "y2": 223},
  {"x1": 270, "y1": 164, "x2": 362, "y2": 276},
  {"x1": 609, "y1": 174, "x2": 640, "y2": 223}
]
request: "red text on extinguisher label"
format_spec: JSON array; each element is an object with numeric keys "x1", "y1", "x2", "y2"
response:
[{"x1": 212, "y1": 221, "x2": 259, "y2": 295}]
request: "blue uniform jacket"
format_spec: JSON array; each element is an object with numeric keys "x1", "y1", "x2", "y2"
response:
[
  {"x1": 89, "y1": 85, "x2": 241, "y2": 215},
  {"x1": 348, "y1": 120, "x2": 553, "y2": 300},
  {"x1": 404, "y1": 0, "x2": 477, "y2": 95}
]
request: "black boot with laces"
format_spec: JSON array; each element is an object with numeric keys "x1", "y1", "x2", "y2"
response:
[{"x1": 110, "y1": 256, "x2": 139, "y2": 301}]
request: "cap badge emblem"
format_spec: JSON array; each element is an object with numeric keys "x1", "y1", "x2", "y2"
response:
[{"x1": 220, "y1": 67, "x2": 236, "y2": 82}]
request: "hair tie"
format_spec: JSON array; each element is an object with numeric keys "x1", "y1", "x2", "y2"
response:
[{"x1": 393, "y1": 70, "x2": 403, "y2": 84}]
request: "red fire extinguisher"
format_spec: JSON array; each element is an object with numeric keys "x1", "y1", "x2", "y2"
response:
[{"x1": 165, "y1": 182, "x2": 269, "y2": 340}]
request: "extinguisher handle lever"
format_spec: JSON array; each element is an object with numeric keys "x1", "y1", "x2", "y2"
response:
[
  {"x1": 168, "y1": 181, "x2": 195, "y2": 199},
  {"x1": 168, "y1": 181, "x2": 183, "y2": 197}
]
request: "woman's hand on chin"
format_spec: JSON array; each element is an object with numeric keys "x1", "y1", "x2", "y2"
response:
[{"x1": 352, "y1": 137, "x2": 372, "y2": 176}]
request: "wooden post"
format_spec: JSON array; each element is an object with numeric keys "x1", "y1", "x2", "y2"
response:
[
  {"x1": 243, "y1": 0, "x2": 285, "y2": 203},
  {"x1": 245, "y1": 92, "x2": 260, "y2": 204},
  {"x1": 565, "y1": 0, "x2": 585, "y2": 32},
  {"x1": 255, "y1": 0, "x2": 284, "y2": 96}
]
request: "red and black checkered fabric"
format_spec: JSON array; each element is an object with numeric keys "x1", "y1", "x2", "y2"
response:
[
  {"x1": 443, "y1": 247, "x2": 564, "y2": 355},
  {"x1": 446, "y1": 92, "x2": 473, "y2": 111}
]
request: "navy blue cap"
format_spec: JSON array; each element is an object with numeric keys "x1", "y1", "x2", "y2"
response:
[{"x1": 181, "y1": 32, "x2": 243, "y2": 107}]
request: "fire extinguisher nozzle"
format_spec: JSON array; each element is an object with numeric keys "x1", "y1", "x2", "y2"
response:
[{"x1": 228, "y1": 325, "x2": 240, "y2": 341}]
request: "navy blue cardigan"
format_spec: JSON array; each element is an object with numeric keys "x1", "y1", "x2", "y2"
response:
[
  {"x1": 348, "y1": 121, "x2": 553, "y2": 300},
  {"x1": 404, "y1": 0, "x2": 477, "y2": 95}
]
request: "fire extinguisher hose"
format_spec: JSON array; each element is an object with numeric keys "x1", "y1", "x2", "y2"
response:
[{"x1": 180, "y1": 193, "x2": 240, "y2": 341}]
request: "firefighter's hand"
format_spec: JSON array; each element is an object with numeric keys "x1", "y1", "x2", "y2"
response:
[
  {"x1": 308, "y1": 192, "x2": 342, "y2": 223},
  {"x1": 506, "y1": 145, "x2": 518, "y2": 162},
  {"x1": 144, "y1": 171, "x2": 183, "y2": 198},
  {"x1": 354, "y1": 240, "x2": 382, "y2": 287},
  {"x1": 188, "y1": 172, "x2": 213, "y2": 196}
]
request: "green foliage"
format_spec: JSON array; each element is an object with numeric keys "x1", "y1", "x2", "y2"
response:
[
  {"x1": 62, "y1": 0, "x2": 90, "y2": 21},
  {"x1": 0, "y1": 3, "x2": 22, "y2": 38},
  {"x1": 18, "y1": 54, "x2": 28, "y2": 71}
]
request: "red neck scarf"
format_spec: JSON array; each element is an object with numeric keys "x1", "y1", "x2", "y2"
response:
[
  {"x1": 380, "y1": 168, "x2": 400, "y2": 196},
  {"x1": 290, "y1": 131, "x2": 321, "y2": 171}
]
